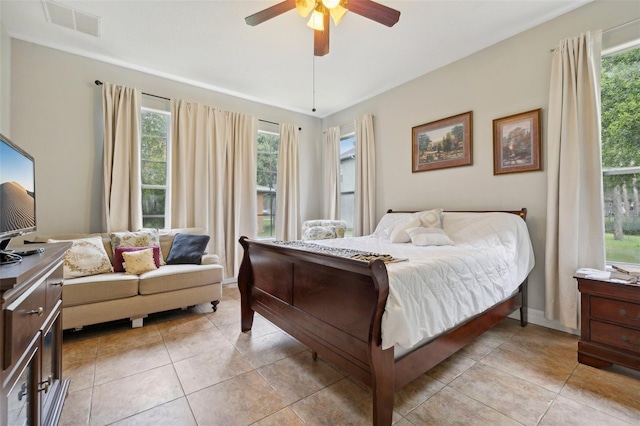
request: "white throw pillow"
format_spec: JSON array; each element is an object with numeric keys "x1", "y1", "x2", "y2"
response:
[
  {"x1": 48, "y1": 236, "x2": 114, "y2": 279},
  {"x1": 406, "y1": 227, "x2": 454, "y2": 246},
  {"x1": 389, "y1": 216, "x2": 421, "y2": 243},
  {"x1": 122, "y1": 248, "x2": 158, "y2": 275},
  {"x1": 415, "y1": 208, "x2": 443, "y2": 228},
  {"x1": 372, "y1": 213, "x2": 411, "y2": 239}
]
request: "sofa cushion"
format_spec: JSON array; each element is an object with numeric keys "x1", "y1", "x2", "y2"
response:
[
  {"x1": 48, "y1": 236, "x2": 114, "y2": 279},
  {"x1": 138, "y1": 264, "x2": 224, "y2": 295},
  {"x1": 113, "y1": 246, "x2": 161, "y2": 272},
  {"x1": 63, "y1": 273, "x2": 139, "y2": 307},
  {"x1": 110, "y1": 229, "x2": 165, "y2": 264},
  {"x1": 166, "y1": 233, "x2": 210, "y2": 264},
  {"x1": 122, "y1": 248, "x2": 158, "y2": 274}
]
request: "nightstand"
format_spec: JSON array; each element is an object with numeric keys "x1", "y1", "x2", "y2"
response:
[{"x1": 575, "y1": 271, "x2": 640, "y2": 371}]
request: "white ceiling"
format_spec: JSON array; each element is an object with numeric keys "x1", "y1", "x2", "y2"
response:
[{"x1": 1, "y1": 0, "x2": 590, "y2": 117}]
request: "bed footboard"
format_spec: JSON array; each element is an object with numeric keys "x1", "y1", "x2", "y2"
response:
[{"x1": 238, "y1": 236, "x2": 395, "y2": 425}]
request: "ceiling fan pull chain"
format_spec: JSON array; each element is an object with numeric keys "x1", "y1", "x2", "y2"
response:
[{"x1": 312, "y1": 54, "x2": 317, "y2": 113}]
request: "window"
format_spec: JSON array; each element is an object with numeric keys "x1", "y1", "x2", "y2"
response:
[
  {"x1": 257, "y1": 129, "x2": 279, "y2": 239},
  {"x1": 340, "y1": 133, "x2": 355, "y2": 235},
  {"x1": 601, "y1": 45, "x2": 640, "y2": 264},
  {"x1": 140, "y1": 107, "x2": 170, "y2": 229}
]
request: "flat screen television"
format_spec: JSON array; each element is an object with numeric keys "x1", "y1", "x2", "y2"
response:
[{"x1": 0, "y1": 133, "x2": 36, "y2": 263}]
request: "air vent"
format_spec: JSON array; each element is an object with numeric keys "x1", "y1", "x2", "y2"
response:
[{"x1": 42, "y1": 0, "x2": 101, "y2": 37}]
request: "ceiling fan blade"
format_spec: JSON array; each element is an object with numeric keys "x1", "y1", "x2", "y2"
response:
[
  {"x1": 347, "y1": 0, "x2": 400, "y2": 27},
  {"x1": 314, "y1": 12, "x2": 330, "y2": 56},
  {"x1": 245, "y1": 0, "x2": 296, "y2": 26}
]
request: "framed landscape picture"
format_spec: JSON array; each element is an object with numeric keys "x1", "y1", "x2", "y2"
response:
[
  {"x1": 412, "y1": 111, "x2": 473, "y2": 173},
  {"x1": 493, "y1": 108, "x2": 541, "y2": 175}
]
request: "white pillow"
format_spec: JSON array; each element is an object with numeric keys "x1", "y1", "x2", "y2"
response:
[
  {"x1": 389, "y1": 216, "x2": 421, "y2": 243},
  {"x1": 415, "y1": 208, "x2": 443, "y2": 228},
  {"x1": 372, "y1": 213, "x2": 411, "y2": 239},
  {"x1": 48, "y1": 236, "x2": 114, "y2": 279},
  {"x1": 406, "y1": 227, "x2": 454, "y2": 246}
]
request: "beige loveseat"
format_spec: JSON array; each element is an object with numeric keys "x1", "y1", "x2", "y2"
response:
[{"x1": 25, "y1": 228, "x2": 223, "y2": 330}]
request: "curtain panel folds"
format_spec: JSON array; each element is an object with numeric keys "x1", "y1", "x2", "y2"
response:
[
  {"x1": 101, "y1": 82, "x2": 142, "y2": 233},
  {"x1": 275, "y1": 123, "x2": 300, "y2": 241},
  {"x1": 545, "y1": 31, "x2": 605, "y2": 330},
  {"x1": 353, "y1": 114, "x2": 376, "y2": 237},
  {"x1": 171, "y1": 100, "x2": 257, "y2": 277},
  {"x1": 323, "y1": 126, "x2": 341, "y2": 220}
]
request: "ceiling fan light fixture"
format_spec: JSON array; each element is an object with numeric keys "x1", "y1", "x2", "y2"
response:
[
  {"x1": 329, "y1": 4, "x2": 348, "y2": 26},
  {"x1": 296, "y1": 0, "x2": 316, "y2": 17},
  {"x1": 307, "y1": 10, "x2": 324, "y2": 31},
  {"x1": 321, "y1": 0, "x2": 340, "y2": 10}
]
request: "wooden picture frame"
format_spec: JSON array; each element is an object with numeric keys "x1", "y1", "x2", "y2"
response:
[
  {"x1": 493, "y1": 108, "x2": 541, "y2": 175},
  {"x1": 412, "y1": 111, "x2": 473, "y2": 173}
]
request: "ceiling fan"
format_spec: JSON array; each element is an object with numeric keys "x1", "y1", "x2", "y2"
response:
[{"x1": 245, "y1": 0, "x2": 401, "y2": 56}]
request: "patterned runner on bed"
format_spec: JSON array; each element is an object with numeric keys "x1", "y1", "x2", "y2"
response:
[{"x1": 271, "y1": 240, "x2": 403, "y2": 263}]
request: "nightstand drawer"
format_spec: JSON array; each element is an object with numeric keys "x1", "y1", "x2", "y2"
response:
[
  {"x1": 591, "y1": 296, "x2": 640, "y2": 328},
  {"x1": 591, "y1": 321, "x2": 640, "y2": 354}
]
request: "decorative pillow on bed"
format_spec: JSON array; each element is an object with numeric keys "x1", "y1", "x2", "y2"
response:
[
  {"x1": 110, "y1": 229, "x2": 165, "y2": 265},
  {"x1": 48, "y1": 236, "x2": 114, "y2": 279},
  {"x1": 372, "y1": 213, "x2": 411, "y2": 239},
  {"x1": 406, "y1": 227, "x2": 454, "y2": 246},
  {"x1": 415, "y1": 208, "x2": 443, "y2": 228},
  {"x1": 113, "y1": 246, "x2": 161, "y2": 272},
  {"x1": 388, "y1": 209, "x2": 444, "y2": 243},
  {"x1": 389, "y1": 216, "x2": 422, "y2": 243},
  {"x1": 122, "y1": 248, "x2": 158, "y2": 274}
]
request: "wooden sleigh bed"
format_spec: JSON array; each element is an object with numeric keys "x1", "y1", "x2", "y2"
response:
[{"x1": 238, "y1": 209, "x2": 531, "y2": 425}]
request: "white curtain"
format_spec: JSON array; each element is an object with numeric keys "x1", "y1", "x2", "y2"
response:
[
  {"x1": 545, "y1": 31, "x2": 605, "y2": 330},
  {"x1": 353, "y1": 114, "x2": 376, "y2": 236},
  {"x1": 323, "y1": 126, "x2": 341, "y2": 220},
  {"x1": 171, "y1": 99, "x2": 257, "y2": 277},
  {"x1": 275, "y1": 123, "x2": 300, "y2": 241},
  {"x1": 101, "y1": 82, "x2": 142, "y2": 233}
]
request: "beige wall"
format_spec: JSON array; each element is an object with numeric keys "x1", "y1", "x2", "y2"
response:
[
  {"x1": 9, "y1": 41, "x2": 322, "y2": 235},
  {"x1": 321, "y1": 0, "x2": 640, "y2": 318}
]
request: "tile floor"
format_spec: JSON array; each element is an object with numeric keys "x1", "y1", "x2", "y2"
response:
[{"x1": 59, "y1": 284, "x2": 640, "y2": 426}]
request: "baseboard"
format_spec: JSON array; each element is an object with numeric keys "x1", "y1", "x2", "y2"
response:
[{"x1": 508, "y1": 308, "x2": 580, "y2": 336}]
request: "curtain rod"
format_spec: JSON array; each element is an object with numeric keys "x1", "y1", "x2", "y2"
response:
[
  {"x1": 95, "y1": 80, "x2": 302, "y2": 131},
  {"x1": 322, "y1": 121, "x2": 353, "y2": 134},
  {"x1": 549, "y1": 18, "x2": 640, "y2": 53},
  {"x1": 603, "y1": 17, "x2": 640, "y2": 35},
  {"x1": 259, "y1": 119, "x2": 302, "y2": 131},
  {"x1": 94, "y1": 80, "x2": 170, "y2": 101}
]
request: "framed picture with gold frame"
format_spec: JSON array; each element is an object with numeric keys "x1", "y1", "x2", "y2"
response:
[
  {"x1": 493, "y1": 108, "x2": 542, "y2": 175},
  {"x1": 411, "y1": 111, "x2": 473, "y2": 173}
]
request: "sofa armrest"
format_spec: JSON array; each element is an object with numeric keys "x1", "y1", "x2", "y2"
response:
[{"x1": 200, "y1": 254, "x2": 220, "y2": 265}]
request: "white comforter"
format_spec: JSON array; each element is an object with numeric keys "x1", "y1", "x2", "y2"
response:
[{"x1": 312, "y1": 212, "x2": 535, "y2": 350}]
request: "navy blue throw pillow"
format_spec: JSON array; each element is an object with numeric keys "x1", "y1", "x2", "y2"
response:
[{"x1": 166, "y1": 233, "x2": 211, "y2": 265}]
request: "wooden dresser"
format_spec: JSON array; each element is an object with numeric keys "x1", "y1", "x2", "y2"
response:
[
  {"x1": 0, "y1": 242, "x2": 71, "y2": 426},
  {"x1": 576, "y1": 271, "x2": 640, "y2": 371}
]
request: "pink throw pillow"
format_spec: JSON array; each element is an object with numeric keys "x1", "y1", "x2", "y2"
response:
[{"x1": 113, "y1": 246, "x2": 161, "y2": 272}]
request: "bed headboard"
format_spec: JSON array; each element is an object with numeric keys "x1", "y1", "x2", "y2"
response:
[{"x1": 386, "y1": 208, "x2": 527, "y2": 220}]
